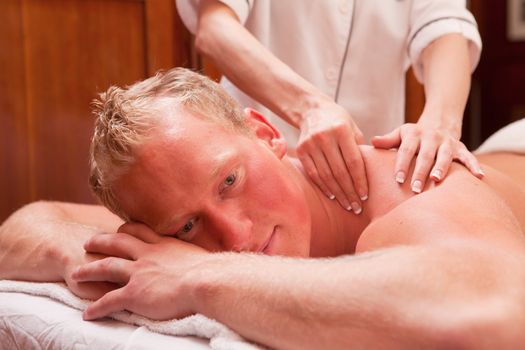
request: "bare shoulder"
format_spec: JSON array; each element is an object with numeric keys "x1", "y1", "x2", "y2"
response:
[{"x1": 356, "y1": 146, "x2": 525, "y2": 253}]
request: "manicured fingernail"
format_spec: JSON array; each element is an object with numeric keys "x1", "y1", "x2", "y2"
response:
[
  {"x1": 342, "y1": 199, "x2": 352, "y2": 211},
  {"x1": 328, "y1": 193, "x2": 335, "y2": 200},
  {"x1": 412, "y1": 180, "x2": 422, "y2": 194},
  {"x1": 351, "y1": 202, "x2": 362, "y2": 215},
  {"x1": 396, "y1": 171, "x2": 405, "y2": 184},
  {"x1": 360, "y1": 194, "x2": 368, "y2": 201},
  {"x1": 431, "y1": 170, "x2": 442, "y2": 181},
  {"x1": 478, "y1": 169, "x2": 485, "y2": 177}
]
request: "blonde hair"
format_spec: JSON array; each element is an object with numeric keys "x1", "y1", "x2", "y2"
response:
[{"x1": 89, "y1": 67, "x2": 247, "y2": 219}]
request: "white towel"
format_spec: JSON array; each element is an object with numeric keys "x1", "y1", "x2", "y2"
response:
[
  {"x1": 475, "y1": 118, "x2": 525, "y2": 155},
  {"x1": 0, "y1": 280, "x2": 262, "y2": 350}
]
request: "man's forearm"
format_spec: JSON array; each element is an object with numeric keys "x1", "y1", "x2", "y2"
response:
[
  {"x1": 195, "y1": 0, "x2": 329, "y2": 127},
  {"x1": 190, "y1": 245, "x2": 522, "y2": 349},
  {"x1": 0, "y1": 202, "x2": 120, "y2": 282},
  {"x1": 419, "y1": 33, "x2": 472, "y2": 137}
]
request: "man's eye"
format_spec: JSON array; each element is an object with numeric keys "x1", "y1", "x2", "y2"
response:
[
  {"x1": 176, "y1": 218, "x2": 198, "y2": 241},
  {"x1": 224, "y1": 173, "x2": 236, "y2": 186}
]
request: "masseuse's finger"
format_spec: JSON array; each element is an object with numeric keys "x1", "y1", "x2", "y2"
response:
[
  {"x1": 455, "y1": 147, "x2": 485, "y2": 179},
  {"x1": 298, "y1": 153, "x2": 334, "y2": 199},
  {"x1": 321, "y1": 138, "x2": 361, "y2": 212},
  {"x1": 118, "y1": 222, "x2": 162, "y2": 243},
  {"x1": 394, "y1": 133, "x2": 420, "y2": 185},
  {"x1": 72, "y1": 257, "x2": 132, "y2": 284},
  {"x1": 430, "y1": 143, "x2": 454, "y2": 182},
  {"x1": 83, "y1": 288, "x2": 128, "y2": 320},
  {"x1": 84, "y1": 233, "x2": 147, "y2": 260},
  {"x1": 339, "y1": 129, "x2": 368, "y2": 202},
  {"x1": 410, "y1": 141, "x2": 437, "y2": 193},
  {"x1": 371, "y1": 127, "x2": 401, "y2": 150},
  {"x1": 310, "y1": 146, "x2": 351, "y2": 211}
]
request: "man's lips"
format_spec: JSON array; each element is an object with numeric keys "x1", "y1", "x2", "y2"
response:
[{"x1": 259, "y1": 226, "x2": 276, "y2": 254}]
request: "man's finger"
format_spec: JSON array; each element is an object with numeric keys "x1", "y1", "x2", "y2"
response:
[
  {"x1": 83, "y1": 288, "x2": 129, "y2": 320},
  {"x1": 84, "y1": 233, "x2": 146, "y2": 260},
  {"x1": 118, "y1": 222, "x2": 162, "y2": 243},
  {"x1": 410, "y1": 141, "x2": 438, "y2": 193},
  {"x1": 72, "y1": 257, "x2": 132, "y2": 284}
]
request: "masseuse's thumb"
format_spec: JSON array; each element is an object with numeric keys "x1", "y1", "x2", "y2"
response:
[{"x1": 371, "y1": 127, "x2": 401, "y2": 149}]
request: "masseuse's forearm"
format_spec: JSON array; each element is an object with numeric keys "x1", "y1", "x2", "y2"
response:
[
  {"x1": 195, "y1": 0, "x2": 328, "y2": 127},
  {"x1": 419, "y1": 34, "x2": 472, "y2": 138},
  {"x1": 191, "y1": 245, "x2": 518, "y2": 349}
]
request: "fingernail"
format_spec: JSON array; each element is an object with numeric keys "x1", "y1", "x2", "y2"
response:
[
  {"x1": 351, "y1": 202, "x2": 362, "y2": 215},
  {"x1": 328, "y1": 193, "x2": 336, "y2": 200},
  {"x1": 396, "y1": 171, "x2": 405, "y2": 184},
  {"x1": 431, "y1": 170, "x2": 442, "y2": 181},
  {"x1": 360, "y1": 194, "x2": 368, "y2": 201},
  {"x1": 343, "y1": 200, "x2": 352, "y2": 211},
  {"x1": 412, "y1": 180, "x2": 422, "y2": 194},
  {"x1": 478, "y1": 169, "x2": 485, "y2": 177}
]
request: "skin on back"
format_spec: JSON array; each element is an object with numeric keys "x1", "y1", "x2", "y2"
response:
[{"x1": 355, "y1": 146, "x2": 525, "y2": 253}]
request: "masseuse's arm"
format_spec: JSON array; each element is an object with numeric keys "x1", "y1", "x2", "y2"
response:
[
  {"x1": 75, "y1": 173, "x2": 525, "y2": 348},
  {"x1": 194, "y1": 0, "x2": 368, "y2": 213},
  {"x1": 0, "y1": 201, "x2": 122, "y2": 299},
  {"x1": 373, "y1": 33, "x2": 483, "y2": 193}
]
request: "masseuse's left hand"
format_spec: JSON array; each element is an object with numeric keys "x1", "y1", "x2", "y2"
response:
[
  {"x1": 371, "y1": 119, "x2": 484, "y2": 193},
  {"x1": 71, "y1": 222, "x2": 209, "y2": 320}
]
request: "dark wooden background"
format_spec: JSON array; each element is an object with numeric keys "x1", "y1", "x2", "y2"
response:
[{"x1": 0, "y1": 0, "x2": 522, "y2": 221}]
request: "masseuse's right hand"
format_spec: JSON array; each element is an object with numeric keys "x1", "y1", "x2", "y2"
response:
[{"x1": 296, "y1": 100, "x2": 368, "y2": 214}]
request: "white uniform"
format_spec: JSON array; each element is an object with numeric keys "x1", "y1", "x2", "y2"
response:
[{"x1": 177, "y1": 0, "x2": 482, "y2": 146}]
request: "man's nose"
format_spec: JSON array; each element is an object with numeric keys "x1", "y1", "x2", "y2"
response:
[{"x1": 206, "y1": 203, "x2": 253, "y2": 252}]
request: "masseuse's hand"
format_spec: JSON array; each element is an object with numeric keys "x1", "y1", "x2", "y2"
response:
[
  {"x1": 372, "y1": 120, "x2": 484, "y2": 193},
  {"x1": 296, "y1": 100, "x2": 368, "y2": 214},
  {"x1": 71, "y1": 222, "x2": 209, "y2": 321}
]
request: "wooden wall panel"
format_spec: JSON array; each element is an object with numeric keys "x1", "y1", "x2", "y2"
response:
[
  {"x1": 0, "y1": 0, "x2": 31, "y2": 219},
  {"x1": 0, "y1": 0, "x2": 192, "y2": 221},
  {"x1": 23, "y1": 0, "x2": 146, "y2": 206}
]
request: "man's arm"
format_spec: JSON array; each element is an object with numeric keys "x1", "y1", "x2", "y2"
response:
[
  {"x1": 0, "y1": 201, "x2": 123, "y2": 298},
  {"x1": 74, "y1": 164, "x2": 525, "y2": 349},
  {"x1": 194, "y1": 0, "x2": 368, "y2": 212}
]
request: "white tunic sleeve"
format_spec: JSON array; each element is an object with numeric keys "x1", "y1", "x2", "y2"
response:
[
  {"x1": 176, "y1": 0, "x2": 253, "y2": 34},
  {"x1": 408, "y1": 0, "x2": 482, "y2": 83}
]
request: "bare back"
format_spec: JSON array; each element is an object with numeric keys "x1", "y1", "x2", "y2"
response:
[{"x1": 356, "y1": 147, "x2": 525, "y2": 253}]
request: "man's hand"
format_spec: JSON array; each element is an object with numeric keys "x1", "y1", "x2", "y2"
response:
[
  {"x1": 296, "y1": 101, "x2": 368, "y2": 214},
  {"x1": 71, "y1": 223, "x2": 209, "y2": 321},
  {"x1": 372, "y1": 121, "x2": 484, "y2": 193}
]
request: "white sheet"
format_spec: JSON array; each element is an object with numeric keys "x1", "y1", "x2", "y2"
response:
[
  {"x1": 475, "y1": 118, "x2": 525, "y2": 155},
  {"x1": 0, "y1": 291, "x2": 211, "y2": 350},
  {"x1": 0, "y1": 281, "x2": 263, "y2": 350}
]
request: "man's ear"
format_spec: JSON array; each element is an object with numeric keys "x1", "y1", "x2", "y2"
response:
[{"x1": 244, "y1": 108, "x2": 287, "y2": 159}]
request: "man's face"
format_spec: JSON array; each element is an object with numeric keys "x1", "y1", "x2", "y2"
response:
[{"x1": 112, "y1": 104, "x2": 312, "y2": 257}]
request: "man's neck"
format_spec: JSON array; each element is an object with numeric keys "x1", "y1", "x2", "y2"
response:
[{"x1": 283, "y1": 156, "x2": 372, "y2": 257}]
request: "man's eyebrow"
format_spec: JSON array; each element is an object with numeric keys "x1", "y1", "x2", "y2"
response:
[{"x1": 210, "y1": 151, "x2": 237, "y2": 179}]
